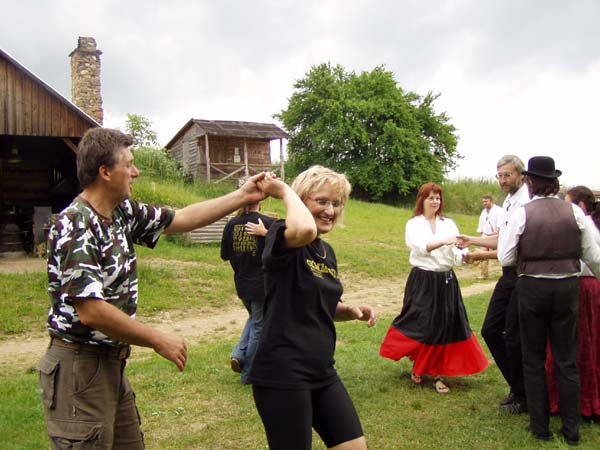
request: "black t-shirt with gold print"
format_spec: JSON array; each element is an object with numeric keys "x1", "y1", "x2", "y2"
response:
[{"x1": 249, "y1": 220, "x2": 343, "y2": 389}]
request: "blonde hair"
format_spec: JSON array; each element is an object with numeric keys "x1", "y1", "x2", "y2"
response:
[{"x1": 291, "y1": 165, "x2": 352, "y2": 226}]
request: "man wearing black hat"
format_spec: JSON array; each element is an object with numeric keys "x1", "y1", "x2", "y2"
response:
[{"x1": 498, "y1": 156, "x2": 600, "y2": 445}]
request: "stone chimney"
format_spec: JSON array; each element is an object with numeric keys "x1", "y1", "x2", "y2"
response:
[{"x1": 69, "y1": 37, "x2": 103, "y2": 124}]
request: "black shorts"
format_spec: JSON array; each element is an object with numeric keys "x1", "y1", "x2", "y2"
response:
[{"x1": 252, "y1": 379, "x2": 364, "y2": 450}]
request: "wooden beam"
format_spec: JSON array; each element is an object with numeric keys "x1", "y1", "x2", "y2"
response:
[
  {"x1": 279, "y1": 139, "x2": 285, "y2": 180},
  {"x1": 243, "y1": 138, "x2": 249, "y2": 179},
  {"x1": 214, "y1": 166, "x2": 245, "y2": 183},
  {"x1": 62, "y1": 138, "x2": 78, "y2": 154},
  {"x1": 204, "y1": 134, "x2": 211, "y2": 183}
]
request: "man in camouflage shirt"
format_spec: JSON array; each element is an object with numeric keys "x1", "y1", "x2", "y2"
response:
[{"x1": 38, "y1": 128, "x2": 268, "y2": 449}]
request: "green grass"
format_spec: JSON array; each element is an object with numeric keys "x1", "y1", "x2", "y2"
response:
[
  {"x1": 2, "y1": 293, "x2": 599, "y2": 449},
  {"x1": 4, "y1": 173, "x2": 589, "y2": 448},
  {"x1": 0, "y1": 271, "x2": 47, "y2": 334},
  {"x1": 0, "y1": 191, "x2": 485, "y2": 335}
]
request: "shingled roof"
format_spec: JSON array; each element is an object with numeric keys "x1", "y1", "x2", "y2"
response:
[{"x1": 165, "y1": 119, "x2": 288, "y2": 148}]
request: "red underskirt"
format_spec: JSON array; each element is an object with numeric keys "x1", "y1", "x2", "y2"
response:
[
  {"x1": 545, "y1": 276, "x2": 600, "y2": 420},
  {"x1": 380, "y1": 327, "x2": 489, "y2": 377}
]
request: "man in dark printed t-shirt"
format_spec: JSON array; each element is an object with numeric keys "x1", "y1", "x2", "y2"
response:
[{"x1": 38, "y1": 127, "x2": 268, "y2": 450}]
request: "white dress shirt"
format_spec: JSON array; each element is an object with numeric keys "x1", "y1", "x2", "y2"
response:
[
  {"x1": 499, "y1": 183, "x2": 530, "y2": 232},
  {"x1": 477, "y1": 204, "x2": 502, "y2": 235},
  {"x1": 406, "y1": 215, "x2": 467, "y2": 271},
  {"x1": 581, "y1": 215, "x2": 600, "y2": 277},
  {"x1": 497, "y1": 195, "x2": 600, "y2": 278}
]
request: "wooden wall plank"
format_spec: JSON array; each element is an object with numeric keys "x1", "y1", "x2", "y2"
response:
[
  {"x1": 6, "y1": 62, "x2": 16, "y2": 134},
  {"x1": 14, "y1": 72, "x2": 24, "y2": 134},
  {"x1": 23, "y1": 76, "x2": 32, "y2": 134},
  {"x1": 50, "y1": 94, "x2": 60, "y2": 136},
  {"x1": 31, "y1": 81, "x2": 40, "y2": 135},
  {"x1": 0, "y1": 58, "x2": 7, "y2": 134}
]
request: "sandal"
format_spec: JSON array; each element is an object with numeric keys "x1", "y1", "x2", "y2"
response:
[
  {"x1": 411, "y1": 373, "x2": 423, "y2": 385},
  {"x1": 433, "y1": 377, "x2": 450, "y2": 394}
]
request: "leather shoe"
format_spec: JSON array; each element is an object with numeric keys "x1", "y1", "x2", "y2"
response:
[
  {"x1": 560, "y1": 429, "x2": 579, "y2": 446},
  {"x1": 527, "y1": 427, "x2": 551, "y2": 441},
  {"x1": 499, "y1": 392, "x2": 515, "y2": 406},
  {"x1": 502, "y1": 401, "x2": 527, "y2": 414},
  {"x1": 230, "y1": 357, "x2": 242, "y2": 373}
]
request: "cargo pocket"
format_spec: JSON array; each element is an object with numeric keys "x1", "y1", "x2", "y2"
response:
[
  {"x1": 47, "y1": 419, "x2": 102, "y2": 449},
  {"x1": 38, "y1": 356, "x2": 59, "y2": 410}
]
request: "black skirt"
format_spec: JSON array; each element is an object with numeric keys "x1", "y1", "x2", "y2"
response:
[{"x1": 380, "y1": 267, "x2": 489, "y2": 376}]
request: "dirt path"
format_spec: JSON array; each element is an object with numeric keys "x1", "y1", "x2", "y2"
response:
[{"x1": 0, "y1": 257, "x2": 498, "y2": 371}]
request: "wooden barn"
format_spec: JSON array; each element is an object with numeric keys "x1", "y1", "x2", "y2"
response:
[
  {"x1": 0, "y1": 47, "x2": 99, "y2": 256},
  {"x1": 165, "y1": 119, "x2": 288, "y2": 184}
]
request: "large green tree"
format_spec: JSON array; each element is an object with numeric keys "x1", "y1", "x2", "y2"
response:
[{"x1": 276, "y1": 63, "x2": 459, "y2": 201}]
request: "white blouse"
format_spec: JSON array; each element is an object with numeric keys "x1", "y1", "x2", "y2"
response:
[
  {"x1": 405, "y1": 215, "x2": 466, "y2": 272},
  {"x1": 581, "y1": 215, "x2": 600, "y2": 277}
]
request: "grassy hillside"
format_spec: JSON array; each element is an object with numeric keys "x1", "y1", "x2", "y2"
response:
[
  {"x1": 3, "y1": 166, "x2": 600, "y2": 448},
  {"x1": 0, "y1": 169, "x2": 494, "y2": 335}
]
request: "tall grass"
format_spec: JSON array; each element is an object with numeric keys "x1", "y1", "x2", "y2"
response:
[
  {"x1": 133, "y1": 147, "x2": 187, "y2": 180},
  {"x1": 441, "y1": 177, "x2": 504, "y2": 215},
  {"x1": 132, "y1": 147, "x2": 236, "y2": 208},
  {"x1": 133, "y1": 147, "x2": 505, "y2": 215}
]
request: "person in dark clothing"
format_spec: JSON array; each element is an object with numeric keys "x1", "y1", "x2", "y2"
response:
[
  {"x1": 221, "y1": 202, "x2": 275, "y2": 384},
  {"x1": 498, "y1": 156, "x2": 600, "y2": 445},
  {"x1": 249, "y1": 166, "x2": 376, "y2": 450},
  {"x1": 457, "y1": 154, "x2": 530, "y2": 413},
  {"x1": 545, "y1": 185, "x2": 600, "y2": 421}
]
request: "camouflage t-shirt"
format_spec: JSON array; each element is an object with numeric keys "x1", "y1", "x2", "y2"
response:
[{"x1": 46, "y1": 197, "x2": 175, "y2": 346}]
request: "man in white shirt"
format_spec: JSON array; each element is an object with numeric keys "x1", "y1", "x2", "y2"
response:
[
  {"x1": 498, "y1": 156, "x2": 600, "y2": 444},
  {"x1": 457, "y1": 155, "x2": 530, "y2": 414},
  {"x1": 476, "y1": 195, "x2": 502, "y2": 279}
]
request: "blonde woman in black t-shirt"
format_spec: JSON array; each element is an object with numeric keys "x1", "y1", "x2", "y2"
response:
[{"x1": 249, "y1": 166, "x2": 376, "y2": 450}]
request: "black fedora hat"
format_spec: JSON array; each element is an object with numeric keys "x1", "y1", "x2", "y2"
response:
[{"x1": 522, "y1": 156, "x2": 562, "y2": 179}]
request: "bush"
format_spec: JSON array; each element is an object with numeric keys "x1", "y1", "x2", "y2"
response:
[
  {"x1": 441, "y1": 177, "x2": 504, "y2": 215},
  {"x1": 134, "y1": 147, "x2": 187, "y2": 181}
]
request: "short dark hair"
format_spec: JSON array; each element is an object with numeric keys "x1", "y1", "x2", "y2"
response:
[
  {"x1": 567, "y1": 186, "x2": 595, "y2": 213},
  {"x1": 567, "y1": 185, "x2": 600, "y2": 230},
  {"x1": 77, "y1": 128, "x2": 133, "y2": 188},
  {"x1": 483, "y1": 195, "x2": 493, "y2": 201},
  {"x1": 526, "y1": 175, "x2": 559, "y2": 197}
]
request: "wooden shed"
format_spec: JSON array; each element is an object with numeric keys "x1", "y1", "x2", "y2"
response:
[
  {"x1": 0, "y1": 47, "x2": 99, "y2": 255},
  {"x1": 165, "y1": 119, "x2": 288, "y2": 184}
]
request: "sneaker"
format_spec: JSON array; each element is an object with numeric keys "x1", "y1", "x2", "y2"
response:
[{"x1": 230, "y1": 357, "x2": 241, "y2": 373}]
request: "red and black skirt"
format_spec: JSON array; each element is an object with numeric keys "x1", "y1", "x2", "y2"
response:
[{"x1": 380, "y1": 267, "x2": 489, "y2": 376}]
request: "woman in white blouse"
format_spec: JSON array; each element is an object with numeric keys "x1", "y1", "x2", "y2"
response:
[
  {"x1": 545, "y1": 185, "x2": 600, "y2": 421},
  {"x1": 379, "y1": 182, "x2": 489, "y2": 393}
]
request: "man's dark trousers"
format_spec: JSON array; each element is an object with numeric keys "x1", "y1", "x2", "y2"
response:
[
  {"x1": 518, "y1": 276, "x2": 580, "y2": 439},
  {"x1": 481, "y1": 266, "x2": 526, "y2": 402}
]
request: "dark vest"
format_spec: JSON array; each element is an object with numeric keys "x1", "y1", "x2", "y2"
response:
[{"x1": 518, "y1": 197, "x2": 581, "y2": 275}]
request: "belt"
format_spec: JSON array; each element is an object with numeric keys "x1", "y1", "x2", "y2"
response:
[
  {"x1": 49, "y1": 336, "x2": 131, "y2": 360},
  {"x1": 502, "y1": 266, "x2": 517, "y2": 276}
]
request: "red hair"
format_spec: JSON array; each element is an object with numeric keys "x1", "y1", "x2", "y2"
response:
[{"x1": 412, "y1": 182, "x2": 444, "y2": 217}]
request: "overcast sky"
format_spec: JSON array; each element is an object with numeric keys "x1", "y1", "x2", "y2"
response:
[{"x1": 2, "y1": 0, "x2": 599, "y2": 188}]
